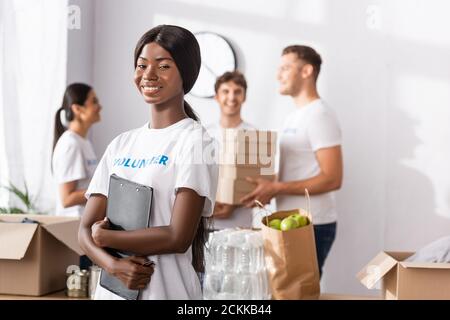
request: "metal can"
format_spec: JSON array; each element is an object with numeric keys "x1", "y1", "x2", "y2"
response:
[{"x1": 66, "y1": 267, "x2": 90, "y2": 298}]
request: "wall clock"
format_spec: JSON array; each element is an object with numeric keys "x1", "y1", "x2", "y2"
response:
[{"x1": 190, "y1": 32, "x2": 237, "y2": 98}]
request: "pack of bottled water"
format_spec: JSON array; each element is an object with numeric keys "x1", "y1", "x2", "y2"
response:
[{"x1": 203, "y1": 228, "x2": 271, "y2": 300}]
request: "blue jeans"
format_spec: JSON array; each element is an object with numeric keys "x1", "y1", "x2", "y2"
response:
[{"x1": 313, "y1": 222, "x2": 337, "y2": 278}]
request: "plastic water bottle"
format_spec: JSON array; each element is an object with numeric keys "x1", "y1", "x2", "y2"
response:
[
  {"x1": 237, "y1": 235, "x2": 251, "y2": 274},
  {"x1": 221, "y1": 236, "x2": 234, "y2": 272},
  {"x1": 203, "y1": 228, "x2": 271, "y2": 300},
  {"x1": 214, "y1": 231, "x2": 227, "y2": 272},
  {"x1": 203, "y1": 270, "x2": 222, "y2": 300},
  {"x1": 204, "y1": 233, "x2": 215, "y2": 273},
  {"x1": 250, "y1": 233, "x2": 265, "y2": 271}
]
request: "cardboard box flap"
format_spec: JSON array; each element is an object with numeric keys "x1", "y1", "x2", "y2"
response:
[
  {"x1": 42, "y1": 220, "x2": 84, "y2": 255},
  {"x1": 384, "y1": 251, "x2": 414, "y2": 261},
  {"x1": 400, "y1": 261, "x2": 450, "y2": 269},
  {"x1": 0, "y1": 223, "x2": 38, "y2": 260},
  {"x1": 357, "y1": 251, "x2": 398, "y2": 289}
]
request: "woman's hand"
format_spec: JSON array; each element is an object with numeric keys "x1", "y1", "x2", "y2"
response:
[
  {"x1": 109, "y1": 256, "x2": 155, "y2": 290},
  {"x1": 91, "y1": 218, "x2": 110, "y2": 247}
]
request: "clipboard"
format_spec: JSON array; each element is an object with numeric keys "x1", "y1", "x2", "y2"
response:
[{"x1": 99, "y1": 174, "x2": 153, "y2": 300}]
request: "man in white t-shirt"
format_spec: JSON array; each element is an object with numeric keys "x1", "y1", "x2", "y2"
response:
[
  {"x1": 206, "y1": 71, "x2": 256, "y2": 230},
  {"x1": 241, "y1": 46, "x2": 343, "y2": 277}
]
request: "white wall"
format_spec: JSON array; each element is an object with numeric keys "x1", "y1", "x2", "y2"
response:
[
  {"x1": 67, "y1": 0, "x2": 94, "y2": 85},
  {"x1": 67, "y1": 0, "x2": 450, "y2": 296}
]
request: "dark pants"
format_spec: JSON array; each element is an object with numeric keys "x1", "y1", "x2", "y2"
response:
[{"x1": 313, "y1": 222, "x2": 337, "y2": 278}]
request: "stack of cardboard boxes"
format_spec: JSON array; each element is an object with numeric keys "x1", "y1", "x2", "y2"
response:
[{"x1": 216, "y1": 129, "x2": 277, "y2": 205}]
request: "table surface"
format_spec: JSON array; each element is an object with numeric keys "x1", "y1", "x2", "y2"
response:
[
  {"x1": 0, "y1": 291, "x2": 89, "y2": 300},
  {"x1": 0, "y1": 291, "x2": 380, "y2": 300},
  {"x1": 320, "y1": 293, "x2": 380, "y2": 300}
]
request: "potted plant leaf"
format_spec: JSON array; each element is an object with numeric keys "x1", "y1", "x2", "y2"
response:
[{"x1": 0, "y1": 181, "x2": 38, "y2": 214}]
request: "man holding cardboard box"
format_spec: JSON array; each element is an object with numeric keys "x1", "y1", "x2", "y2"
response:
[
  {"x1": 206, "y1": 71, "x2": 257, "y2": 230},
  {"x1": 241, "y1": 46, "x2": 343, "y2": 277}
]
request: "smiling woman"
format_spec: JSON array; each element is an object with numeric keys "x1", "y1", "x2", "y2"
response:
[
  {"x1": 78, "y1": 25, "x2": 219, "y2": 300},
  {"x1": 133, "y1": 26, "x2": 201, "y2": 126},
  {"x1": 134, "y1": 43, "x2": 184, "y2": 107}
]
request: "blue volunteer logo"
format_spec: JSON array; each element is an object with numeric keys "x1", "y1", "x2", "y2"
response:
[{"x1": 113, "y1": 155, "x2": 169, "y2": 168}]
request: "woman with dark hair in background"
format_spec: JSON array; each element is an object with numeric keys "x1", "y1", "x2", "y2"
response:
[
  {"x1": 78, "y1": 25, "x2": 218, "y2": 300},
  {"x1": 52, "y1": 83, "x2": 101, "y2": 218}
]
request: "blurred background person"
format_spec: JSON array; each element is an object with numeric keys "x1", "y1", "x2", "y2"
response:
[
  {"x1": 52, "y1": 83, "x2": 102, "y2": 217},
  {"x1": 241, "y1": 46, "x2": 343, "y2": 277},
  {"x1": 52, "y1": 83, "x2": 102, "y2": 269},
  {"x1": 206, "y1": 71, "x2": 256, "y2": 230}
]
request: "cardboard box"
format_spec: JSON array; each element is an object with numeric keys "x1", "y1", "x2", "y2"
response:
[
  {"x1": 219, "y1": 152, "x2": 276, "y2": 168},
  {"x1": 215, "y1": 190, "x2": 248, "y2": 205},
  {"x1": 0, "y1": 214, "x2": 83, "y2": 296},
  {"x1": 219, "y1": 165, "x2": 276, "y2": 179},
  {"x1": 216, "y1": 178, "x2": 255, "y2": 205},
  {"x1": 357, "y1": 251, "x2": 450, "y2": 300},
  {"x1": 216, "y1": 129, "x2": 278, "y2": 205},
  {"x1": 218, "y1": 128, "x2": 277, "y2": 169},
  {"x1": 222, "y1": 129, "x2": 277, "y2": 144},
  {"x1": 221, "y1": 129, "x2": 276, "y2": 156},
  {"x1": 218, "y1": 178, "x2": 255, "y2": 193},
  {"x1": 222, "y1": 139, "x2": 276, "y2": 156},
  {"x1": 215, "y1": 175, "x2": 276, "y2": 205}
]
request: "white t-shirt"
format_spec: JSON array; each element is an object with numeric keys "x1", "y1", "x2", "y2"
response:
[
  {"x1": 52, "y1": 130, "x2": 98, "y2": 217},
  {"x1": 86, "y1": 118, "x2": 218, "y2": 300},
  {"x1": 276, "y1": 99, "x2": 342, "y2": 225},
  {"x1": 205, "y1": 121, "x2": 256, "y2": 230}
]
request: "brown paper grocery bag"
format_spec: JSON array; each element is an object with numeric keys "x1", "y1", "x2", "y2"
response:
[{"x1": 258, "y1": 192, "x2": 320, "y2": 299}]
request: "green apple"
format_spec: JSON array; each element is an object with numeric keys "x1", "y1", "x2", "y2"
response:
[
  {"x1": 289, "y1": 214, "x2": 302, "y2": 227},
  {"x1": 269, "y1": 218, "x2": 282, "y2": 230},
  {"x1": 298, "y1": 215, "x2": 309, "y2": 227},
  {"x1": 289, "y1": 214, "x2": 309, "y2": 227},
  {"x1": 280, "y1": 217, "x2": 299, "y2": 231}
]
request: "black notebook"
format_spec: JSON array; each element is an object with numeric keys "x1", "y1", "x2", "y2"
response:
[{"x1": 99, "y1": 174, "x2": 153, "y2": 300}]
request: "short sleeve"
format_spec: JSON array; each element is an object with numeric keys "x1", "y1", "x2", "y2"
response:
[
  {"x1": 53, "y1": 143, "x2": 86, "y2": 184},
  {"x1": 174, "y1": 130, "x2": 219, "y2": 217},
  {"x1": 85, "y1": 143, "x2": 112, "y2": 199},
  {"x1": 307, "y1": 108, "x2": 342, "y2": 151}
]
